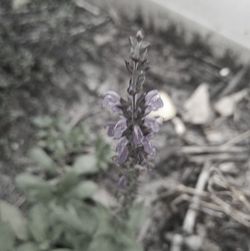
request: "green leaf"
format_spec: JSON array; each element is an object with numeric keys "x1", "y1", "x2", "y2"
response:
[
  {"x1": 92, "y1": 189, "x2": 117, "y2": 208},
  {"x1": 56, "y1": 172, "x2": 79, "y2": 196},
  {"x1": 16, "y1": 174, "x2": 45, "y2": 189},
  {"x1": 73, "y1": 154, "x2": 98, "y2": 175},
  {"x1": 95, "y1": 137, "x2": 111, "y2": 170},
  {"x1": 87, "y1": 235, "x2": 120, "y2": 251},
  {"x1": 32, "y1": 116, "x2": 53, "y2": 128},
  {"x1": 0, "y1": 222, "x2": 15, "y2": 251},
  {"x1": 72, "y1": 181, "x2": 98, "y2": 199},
  {"x1": 65, "y1": 232, "x2": 91, "y2": 250},
  {"x1": 51, "y1": 249, "x2": 72, "y2": 251},
  {"x1": 16, "y1": 174, "x2": 52, "y2": 201},
  {"x1": 0, "y1": 200, "x2": 28, "y2": 240},
  {"x1": 28, "y1": 204, "x2": 49, "y2": 243},
  {"x1": 29, "y1": 147, "x2": 55, "y2": 170},
  {"x1": 16, "y1": 243, "x2": 38, "y2": 251},
  {"x1": 49, "y1": 224, "x2": 64, "y2": 243},
  {"x1": 128, "y1": 203, "x2": 147, "y2": 235},
  {"x1": 92, "y1": 206, "x2": 114, "y2": 237},
  {"x1": 51, "y1": 203, "x2": 97, "y2": 235}
]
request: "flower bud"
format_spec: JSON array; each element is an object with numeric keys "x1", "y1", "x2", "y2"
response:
[{"x1": 103, "y1": 91, "x2": 122, "y2": 113}]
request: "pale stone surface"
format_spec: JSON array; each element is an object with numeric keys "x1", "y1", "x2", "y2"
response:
[{"x1": 184, "y1": 83, "x2": 213, "y2": 125}]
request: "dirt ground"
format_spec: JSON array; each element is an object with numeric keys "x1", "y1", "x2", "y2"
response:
[{"x1": 0, "y1": 1, "x2": 250, "y2": 250}]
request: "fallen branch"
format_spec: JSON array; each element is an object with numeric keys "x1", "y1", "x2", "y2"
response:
[
  {"x1": 181, "y1": 145, "x2": 246, "y2": 154},
  {"x1": 73, "y1": 0, "x2": 101, "y2": 16},
  {"x1": 170, "y1": 162, "x2": 211, "y2": 251},
  {"x1": 222, "y1": 129, "x2": 250, "y2": 147},
  {"x1": 219, "y1": 67, "x2": 248, "y2": 97},
  {"x1": 182, "y1": 163, "x2": 211, "y2": 233}
]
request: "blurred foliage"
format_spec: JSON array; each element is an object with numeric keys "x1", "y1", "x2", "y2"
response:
[
  {"x1": 31, "y1": 116, "x2": 112, "y2": 171},
  {"x1": 0, "y1": 116, "x2": 143, "y2": 251}
]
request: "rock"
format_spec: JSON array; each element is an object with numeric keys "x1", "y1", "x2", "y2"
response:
[
  {"x1": 184, "y1": 83, "x2": 213, "y2": 125},
  {"x1": 219, "y1": 162, "x2": 238, "y2": 175},
  {"x1": 172, "y1": 117, "x2": 186, "y2": 135},
  {"x1": 214, "y1": 89, "x2": 247, "y2": 117},
  {"x1": 219, "y1": 68, "x2": 230, "y2": 77},
  {"x1": 12, "y1": 0, "x2": 30, "y2": 10}
]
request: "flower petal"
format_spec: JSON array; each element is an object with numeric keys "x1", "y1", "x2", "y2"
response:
[
  {"x1": 106, "y1": 123, "x2": 115, "y2": 137},
  {"x1": 116, "y1": 137, "x2": 129, "y2": 164},
  {"x1": 145, "y1": 90, "x2": 158, "y2": 103},
  {"x1": 103, "y1": 91, "x2": 121, "y2": 112},
  {"x1": 113, "y1": 118, "x2": 127, "y2": 139},
  {"x1": 118, "y1": 176, "x2": 127, "y2": 189},
  {"x1": 145, "y1": 90, "x2": 164, "y2": 112},
  {"x1": 132, "y1": 125, "x2": 144, "y2": 145},
  {"x1": 142, "y1": 137, "x2": 156, "y2": 157},
  {"x1": 116, "y1": 137, "x2": 128, "y2": 153},
  {"x1": 144, "y1": 117, "x2": 160, "y2": 133},
  {"x1": 117, "y1": 146, "x2": 129, "y2": 164}
]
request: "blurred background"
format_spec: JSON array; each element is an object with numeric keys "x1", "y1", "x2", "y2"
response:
[{"x1": 0, "y1": 0, "x2": 250, "y2": 251}]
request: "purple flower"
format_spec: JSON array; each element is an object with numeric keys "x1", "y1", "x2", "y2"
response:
[
  {"x1": 116, "y1": 137, "x2": 129, "y2": 164},
  {"x1": 132, "y1": 125, "x2": 144, "y2": 145},
  {"x1": 144, "y1": 117, "x2": 160, "y2": 133},
  {"x1": 113, "y1": 117, "x2": 127, "y2": 139},
  {"x1": 106, "y1": 122, "x2": 115, "y2": 137},
  {"x1": 142, "y1": 137, "x2": 156, "y2": 158},
  {"x1": 103, "y1": 32, "x2": 162, "y2": 165},
  {"x1": 118, "y1": 175, "x2": 128, "y2": 189},
  {"x1": 103, "y1": 91, "x2": 121, "y2": 113},
  {"x1": 145, "y1": 90, "x2": 163, "y2": 113}
]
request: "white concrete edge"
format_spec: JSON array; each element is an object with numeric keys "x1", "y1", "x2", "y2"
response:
[{"x1": 91, "y1": 0, "x2": 250, "y2": 64}]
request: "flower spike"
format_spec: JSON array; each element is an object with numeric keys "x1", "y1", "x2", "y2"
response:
[{"x1": 103, "y1": 31, "x2": 163, "y2": 165}]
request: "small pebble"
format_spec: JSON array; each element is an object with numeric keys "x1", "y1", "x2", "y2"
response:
[{"x1": 219, "y1": 68, "x2": 230, "y2": 77}]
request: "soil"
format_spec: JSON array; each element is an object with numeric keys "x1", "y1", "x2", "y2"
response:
[{"x1": 0, "y1": 1, "x2": 250, "y2": 250}]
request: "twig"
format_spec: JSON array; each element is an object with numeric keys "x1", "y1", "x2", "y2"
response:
[
  {"x1": 70, "y1": 17, "x2": 110, "y2": 37},
  {"x1": 170, "y1": 162, "x2": 211, "y2": 251},
  {"x1": 219, "y1": 67, "x2": 248, "y2": 97},
  {"x1": 211, "y1": 194, "x2": 250, "y2": 227},
  {"x1": 181, "y1": 145, "x2": 246, "y2": 154},
  {"x1": 73, "y1": 0, "x2": 101, "y2": 16},
  {"x1": 180, "y1": 144, "x2": 248, "y2": 162},
  {"x1": 182, "y1": 162, "x2": 211, "y2": 233},
  {"x1": 189, "y1": 153, "x2": 248, "y2": 162},
  {"x1": 222, "y1": 129, "x2": 250, "y2": 147}
]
